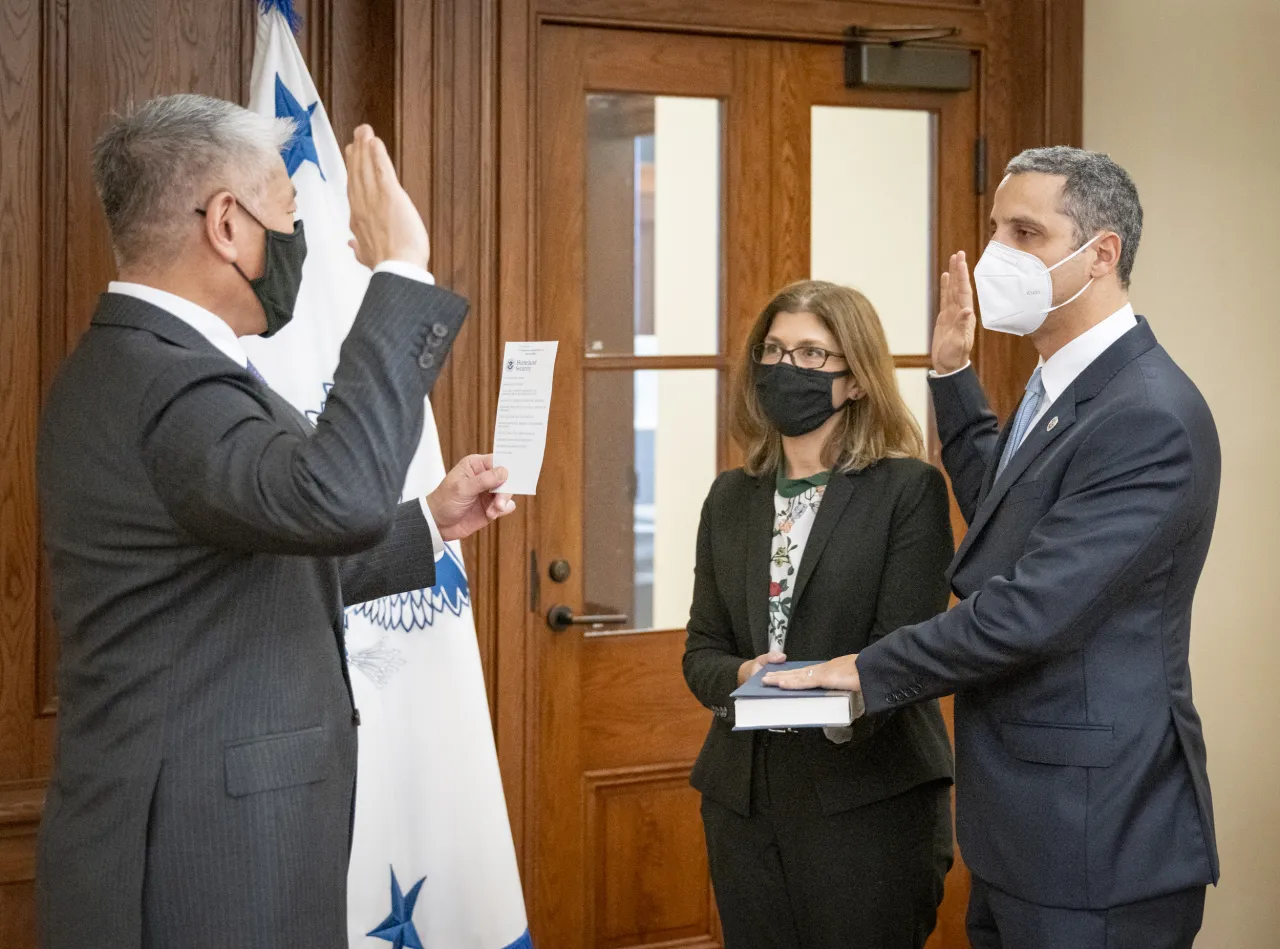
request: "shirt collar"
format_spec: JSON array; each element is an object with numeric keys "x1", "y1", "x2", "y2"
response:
[
  {"x1": 107, "y1": 281, "x2": 249, "y2": 368},
  {"x1": 1039, "y1": 303, "x2": 1138, "y2": 407},
  {"x1": 776, "y1": 468, "x2": 830, "y2": 499}
]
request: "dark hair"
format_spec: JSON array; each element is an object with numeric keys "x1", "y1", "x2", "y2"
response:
[{"x1": 1005, "y1": 146, "x2": 1144, "y2": 288}]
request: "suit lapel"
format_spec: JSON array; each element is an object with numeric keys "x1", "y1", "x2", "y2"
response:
[
  {"x1": 951, "y1": 392, "x2": 1077, "y2": 572},
  {"x1": 980, "y1": 412, "x2": 1018, "y2": 502},
  {"x1": 788, "y1": 473, "x2": 854, "y2": 617},
  {"x1": 745, "y1": 476, "x2": 777, "y2": 657},
  {"x1": 949, "y1": 318, "x2": 1160, "y2": 576}
]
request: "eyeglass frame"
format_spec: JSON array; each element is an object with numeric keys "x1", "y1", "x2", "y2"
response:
[{"x1": 751, "y1": 342, "x2": 848, "y2": 371}]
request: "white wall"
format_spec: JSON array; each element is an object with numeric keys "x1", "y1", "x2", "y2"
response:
[{"x1": 1085, "y1": 1, "x2": 1280, "y2": 943}]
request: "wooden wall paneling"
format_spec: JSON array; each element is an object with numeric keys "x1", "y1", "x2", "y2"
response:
[
  {"x1": 400, "y1": 0, "x2": 503, "y2": 697},
  {"x1": 328, "y1": 0, "x2": 398, "y2": 151},
  {"x1": 395, "y1": 0, "x2": 434, "y2": 263},
  {"x1": 35, "y1": 0, "x2": 68, "y2": 762},
  {"x1": 538, "y1": 0, "x2": 991, "y2": 44},
  {"x1": 1046, "y1": 0, "x2": 1084, "y2": 148},
  {"x1": 492, "y1": 0, "x2": 537, "y2": 869},
  {"x1": 0, "y1": 0, "x2": 43, "y2": 798},
  {"x1": 64, "y1": 0, "x2": 246, "y2": 347}
]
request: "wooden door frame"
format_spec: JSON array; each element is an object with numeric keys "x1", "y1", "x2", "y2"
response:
[{"x1": 395, "y1": 0, "x2": 1084, "y2": 899}]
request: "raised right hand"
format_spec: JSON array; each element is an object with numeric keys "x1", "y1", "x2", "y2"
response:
[
  {"x1": 738, "y1": 650, "x2": 787, "y2": 686},
  {"x1": 345, "y1": 125, "x2": 430, "y2": 270},
  {"x1": 932, "y1": 250, "x2": 977, "y2": 375}
]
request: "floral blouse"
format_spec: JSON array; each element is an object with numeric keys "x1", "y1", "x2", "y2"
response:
[{"x1": 767, "y1": 470, "x2": 830, "y2": 653}]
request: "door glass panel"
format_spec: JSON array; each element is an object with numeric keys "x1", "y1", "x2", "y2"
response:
[
  {"x1": 584, "y1": 369, "x2": 718, "y2": 631},
  {"x1": 585, "y1": 94, "x2": 721, "y2": 357},
  {"x1": 896, "y1": 367, "x2": 932, "y2": 437},
  {"x1": 810, "y1": 106, "x2": 936, "y2": 355}
]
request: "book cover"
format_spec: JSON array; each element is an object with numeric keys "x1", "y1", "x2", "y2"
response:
[
  {"x1": 730, "y1": 661, "x2": 854, "y2": 730},
  {"x1": 730, "y1": 661, "x2": 848, "y2": 700}
]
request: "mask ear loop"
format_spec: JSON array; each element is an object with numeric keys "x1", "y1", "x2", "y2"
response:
[
  {"x1": 1045, "y1": 233, "x2": 1103, "y2": 313},
  {"x1": 1047, "y1": 232, "x2": 1103, "y2": 273}
]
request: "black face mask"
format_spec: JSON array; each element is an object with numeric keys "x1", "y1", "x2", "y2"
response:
[
  {"x1": 196, "y1": 201, "x2": 307, "y2": 338},
  {"x1": 755, "y1": 362, "x2": 852, "y2": 437}
]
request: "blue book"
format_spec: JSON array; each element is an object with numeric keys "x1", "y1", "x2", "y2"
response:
[{"x1": 730, "y1": 661, "x2": 854, "y2": 730}]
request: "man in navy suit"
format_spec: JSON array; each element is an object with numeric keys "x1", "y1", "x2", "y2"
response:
[{"x1": 768, "y1": 147, "x2": 1219, "y2": 948}]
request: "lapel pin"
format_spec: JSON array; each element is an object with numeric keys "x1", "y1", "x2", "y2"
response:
[{"x1": 1047, "y1": 417, "x2": 1059, "y2": 432}]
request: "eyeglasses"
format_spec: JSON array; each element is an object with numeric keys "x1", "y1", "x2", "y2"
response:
[{"x1": 751, "y1": 342, "x2": 846, "y2": 371}]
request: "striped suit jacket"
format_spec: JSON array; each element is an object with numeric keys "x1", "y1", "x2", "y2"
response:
[{"x1": 35, "y1": 273, "x2": 467, "y2": 949}]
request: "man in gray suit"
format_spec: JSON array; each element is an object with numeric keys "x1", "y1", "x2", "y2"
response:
[
  {"x1": 36, "y1": 95, "x2": 512, "y2": 948},
  {"x1": 769, "y1": 148, "x2": 1219, "y2": 948}
]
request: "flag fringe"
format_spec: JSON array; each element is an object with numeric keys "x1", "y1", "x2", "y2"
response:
[{"x1": 259, "y1": 0, "x2": 302, "y2": 34}]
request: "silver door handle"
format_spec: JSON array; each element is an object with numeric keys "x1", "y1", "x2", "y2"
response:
[{"x1": 546, "y1": 604, "x2": 630, "y2": 632}]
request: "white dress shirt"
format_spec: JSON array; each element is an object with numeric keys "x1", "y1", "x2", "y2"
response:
[
  {"x1": 107, "y1": 260, "x2": 446, "y2": 560},
  {"x1": 931, "y1": 303, "x2": 1139, "y2": 453},
  {"x1": 1026, "y1": 303, "x2": 1137, "y2": 440}
]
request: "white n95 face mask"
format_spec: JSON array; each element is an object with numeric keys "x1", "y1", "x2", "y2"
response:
[{"x1": 973, "y1": 233, "x2": 1101, "y2": 336}]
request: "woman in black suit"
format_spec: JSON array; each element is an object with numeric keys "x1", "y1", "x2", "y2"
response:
[{"x1": 683, "y1": 280, "x2": 955, "y2": 949}]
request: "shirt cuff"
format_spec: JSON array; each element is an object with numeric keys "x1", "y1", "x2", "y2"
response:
[
  {"x1": 928, "y1": 361, "x2": 971, "y2": 379},
  {"x1": 417, "y1": 497, "x2": 446, "y2": 562},
  {"x1": 374, "y1": 260, "x2": 436, "y2": 285}
]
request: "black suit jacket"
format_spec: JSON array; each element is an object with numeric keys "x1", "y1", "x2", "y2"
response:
[
  {"x1": 36, "y1": 274, "x2": 467, "y2": 949},
  {"x1": 856, "y1": 319, "x2": 1221, "y2": 910},
  {"x1": 683, "y1": 458, "x2": 955, "y2": 818}
]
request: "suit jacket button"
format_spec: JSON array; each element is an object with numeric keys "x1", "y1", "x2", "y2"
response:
[
  {"x1": 418, "y1": 351, "x2": 435, "y2": 370},
  {"x1": 352, "y1": 709, "x2": 362, "y2": 726},
  {"x1": 432, "y1": 322, "x2": 449, "y2": 337},
  {"x1": 428, "y1": 333, "x2": 444, "y2": 349}
]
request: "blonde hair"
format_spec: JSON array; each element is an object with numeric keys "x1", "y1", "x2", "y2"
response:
[{"x1": 731, "y1": 280, "x2": 925, "y2": 476}]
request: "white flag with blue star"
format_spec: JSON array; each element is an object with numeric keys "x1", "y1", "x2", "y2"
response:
[{"x1": 244, "y1": 4, "x2": 532, "y2": 949}]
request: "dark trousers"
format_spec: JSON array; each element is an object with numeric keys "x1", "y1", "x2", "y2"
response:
[
  {"x1": 967, "y1": 875, "x2": 1206, "y2": 949},
  {"x1": 700, "y1": 730, "x2": 952, "y2": 949}
]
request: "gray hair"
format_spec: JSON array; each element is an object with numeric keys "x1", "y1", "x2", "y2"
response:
[
  {"x1": 91, "y1": 94, "x2": 295, "y2": 269},
  {"x1": 1005, "y1": 146, "x2": 1144, "y2": 288}
]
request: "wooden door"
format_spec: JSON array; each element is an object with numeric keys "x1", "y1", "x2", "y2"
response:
[
  {"x1": 531, "y1": 23, "x2": 984, "y2": 949},
  {"x1": 533, "y1": 26, "x2": 772, "y2": 949}
]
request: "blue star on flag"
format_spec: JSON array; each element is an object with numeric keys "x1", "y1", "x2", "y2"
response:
[
  {"x1": 274, "y1": 74, "x2": 324, "y2": 179},
  {"x1": 368, "y1": 867, "x2": 426, "y2": 949}
]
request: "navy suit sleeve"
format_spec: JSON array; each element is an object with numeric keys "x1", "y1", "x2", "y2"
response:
[
  {"x1": 682, "y1": 481, "x2": 743, "y2": 724},
  {"x1": 839, "y1": 462, "x2": 954, "y2": 744},
  {"x1": 338, "y1": 500, "x2": 437, "y2": 605},
  {"x1": 856, "y1": 403, "x2": 1195, "y2": 715},
  {"x1": 140, "y1": 275, "x2": 467, "y2": 556},
  {"x1": 930, "y1": 366, "x2": 1002, "y2": 524}
]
